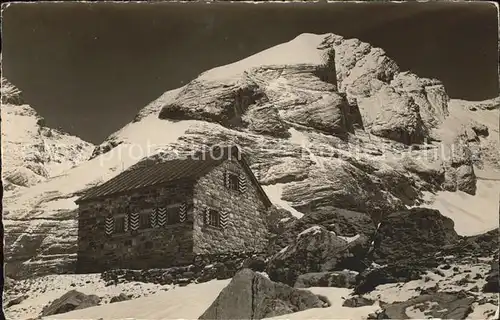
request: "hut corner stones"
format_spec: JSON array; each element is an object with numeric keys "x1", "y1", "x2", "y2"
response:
[{"x1": 75, "y1": 146, "x2": 272, "y2": 273}]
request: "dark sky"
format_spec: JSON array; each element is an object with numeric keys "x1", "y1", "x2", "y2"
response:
[{"x1": 2, "y1": 2, "x2": 498, "y2": 144}]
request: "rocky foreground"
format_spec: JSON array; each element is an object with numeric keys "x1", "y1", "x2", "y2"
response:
[{"x1": 4, "y1": 207, "x2": 498, "y2": 319}]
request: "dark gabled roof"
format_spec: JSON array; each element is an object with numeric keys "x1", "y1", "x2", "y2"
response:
[{"x1": 75, "y1": 147, "x2": 272, "y2": 207}]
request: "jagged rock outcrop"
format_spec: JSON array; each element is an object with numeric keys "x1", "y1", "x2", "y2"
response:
[
  {"x1": 159, "y1": 77, "x2": 268, "y2": 128},
  {"x1": 41, "y1": 290, "x2": 100, "y2": 316},
  {"x1": 1, "y1": 77, "x2": 25, "y2": 105},
  {"x1": 199, "y1": 269, "x2": 329, "y2": 320},
  {"x1": 318, "y1": 34, "x2": 450, "y2": 145},
  {"x1": 357, "y1": 83, "x2": 428, "y2": 144},
  {"x1": 390, "y1": 72, "x2": 449, "y2": 128},
  {"x1": 242, "y1": 103, "x2": 290, "y2": 138},
  {"x1": 266, "y1": 225, "x2": 367, "y2": 286}
]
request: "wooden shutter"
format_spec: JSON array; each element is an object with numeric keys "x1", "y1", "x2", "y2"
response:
[
  {"x1": 204, "y1": 207, "x2": 210, "y2": 225},
  {"x1": 124, "y1": 214, "x2": 129, "y2": 232},
  {"x1": 150, "y1": 208, "x2": 157, "y2": 228},
  {"x1": 220, "y1": 210, "x2": 229, "y2": 229},
  {"x1": 129, "y1": 212, "x2": 139, "y2": 231},
  {"x1": 157, "y1": 207, "x2": 167, "y2": 227},
  {"x1": 238, "y1": 174, "x2": 247, "y2": 193},
  {"x1": 224, "y1": 170, "x2": 230, "y2": 188},
  {"x1": 105, "y1": 215, "x2": 114, "y2": 236},
  {"x1": 179, "y1": 202, "x2": 187, "y2": 223}
]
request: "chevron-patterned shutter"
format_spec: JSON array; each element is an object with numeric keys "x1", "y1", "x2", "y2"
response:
[
  {"x1": 238, "y1": 174, "x2": 247, "y2": 193},
  {"x1": 129, "y1": 212, "x2": 139, "y2": 231},
  {"x1": 179, "y1": 203, "x2": 187, "y2": 223},
  {"x1": 150, "y1": 208, "x2": 157, "y2": 228},
  {"x1": 204, "y1": 207, "x2": 211, "y2": 225},
  {"x1": 105, "y1": 215, "x2": 114, "y2": 236},
  {"x1": 123, "y1": 214, "x2": 129, "y2": 232},
  {"x1": 157, "y1": 207, "x2": 167, "y2": 227},
  {"x1": 220, "y1": 210, "x2": 229, "y2": 229},
  {"x1": 224, "y1": 170, "x2": 230, "y2": 188}
]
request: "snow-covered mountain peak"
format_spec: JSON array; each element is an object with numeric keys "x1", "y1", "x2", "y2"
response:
[
  {"x1": 198, "y1": 33, "x2": 330, "y2": 82},
  {"x1": 1, "y1": 77, "x2": 95, "y2": 191}
]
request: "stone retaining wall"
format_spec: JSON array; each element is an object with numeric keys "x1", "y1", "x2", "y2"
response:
[{"x1": 101, "y1": 252, "x2": 266, "y2": 286}]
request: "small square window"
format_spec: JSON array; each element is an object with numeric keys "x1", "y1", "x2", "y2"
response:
[
  {"x1": 114, "y1": 216, "x2": 126, "y2": 233},
  {"x1": 208, "y1": 209, "x2": 220, "y2": 228},
  {"x1": 167, "y1": 206, "x2": 181, "y2": 225},
  {"x1": 139, "y1": 213, "x2": 151, "y2": 229},
  {"x1": 228, "y1": 173, "x2": 239, "y2": 191}
]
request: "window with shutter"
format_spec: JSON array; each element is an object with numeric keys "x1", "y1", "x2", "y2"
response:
[
  {"x1": 139, "y1": 213, "x2": 151, "y2": 229},
  {"x1": 227, "y1": 172, "x2": 239, "y2": 191},
  {"x1": 114, "y1": 216, "x2": 126, "y2": 233},
  {"x1": 207, "y1": 209, "x2": 220, "y2": 228},
  {"x1": 167, "y1": 206, "x2": 181, "y2": 225}
]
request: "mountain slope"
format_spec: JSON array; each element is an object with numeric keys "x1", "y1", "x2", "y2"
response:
[
  {"x1": 3, "y1": 33, "x2": 499, "y2": 280},
  {"x1": 1, "y1": 78, "x2": 95, "y2": 191}
]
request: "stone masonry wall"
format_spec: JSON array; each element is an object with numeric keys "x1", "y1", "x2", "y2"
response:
[
  {"x1": 77, "y1": 181, "x2": 195, "y2": 273},
  {"x1": 192, "y1": 159, "x2": 269, "y2": 254},
  {"x1": 101, "y1": 252, "x2": 267, "y2": 286}
]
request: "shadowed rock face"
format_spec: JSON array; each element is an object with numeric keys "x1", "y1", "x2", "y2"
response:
[
  {"x1": 483, "y1": 259, "x2": 499, "y2": 293},
  {"x1": 372, "y1": 208, "x2": 459, "y2": 265},
  {"x1": 198, "y1": 268, "x2": 328, "y2": 320}
]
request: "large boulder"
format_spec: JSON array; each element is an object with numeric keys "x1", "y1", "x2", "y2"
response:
[
  {"x1": 267, "y1": 225, "x2": 367, "y2": 286},
  {"x1": 267, "y1": 206, "x2": 376, "y2": 256},
  {"x1": 159, "y1": 77, "x2": 268, "y2": 128},
  {"x1": 41, "y1": 290, "x2": 100, "y2": 316},
  {"x1": 372, "y1": 208, "x2": 459, "y2": 265},
  {"x1": 354, "y1": 261, "x2": 440, "y2": 295},
  {"x1": 198, "y1": 269, "x2": 329, "y2": 320}
]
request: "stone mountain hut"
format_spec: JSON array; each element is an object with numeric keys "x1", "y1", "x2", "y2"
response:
[{"x1": 75, "y1": 146, "x2": 272, "y2": 273}]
